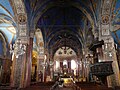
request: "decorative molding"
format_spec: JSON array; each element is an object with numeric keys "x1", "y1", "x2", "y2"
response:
[
  {"x1": 19, "y1": 24, "x2": 27, "y2": 36},
  {"x1": 12, "y1": 0, "x2": 27, "y2": 37},
  {"x1": 10, "y1": 0, "x2": 28, "y2": 88},
  {"x1": 101, "y1": 25, "x2": 110, "y2": 36},
  {"x1": 18, "y1": 14, "x2": 27, "y2": 24},
  {"x1": 30, "y1": 31, "x2": 35, "y2": 38},
  {"x1": 18, "y1": 37, "x2": 28, "y2": 44},
  {"x1": 101, "y1": 15, "x2": 109, "y2": 25},
  {"x1": 13, "y1": 0, "x2": 25, "y2": 14},
  {"x1": 100, "y1": 0, "x2": 112, "y2": 37}
]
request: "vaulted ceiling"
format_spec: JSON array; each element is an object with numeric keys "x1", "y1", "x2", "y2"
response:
[
  {"x1": 0, "y1": 0, "x2": 120, "y2": 58},
  {"x1": 24, "y1": 0, "x2": 100, "y2": 56},
  {"x1": 111, "y1": 0, "x2": 120, "y2": 46},
  {"x1": 0, "y1": 0, "x2": 16, "y2": 44}
]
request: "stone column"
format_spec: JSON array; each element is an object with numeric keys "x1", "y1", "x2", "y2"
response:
[
  {"x1": 60, "y1": 61, "x2": 63, "y2": 72},
  {"x1": 43, "y1": 64, "x2": 46, "y2": 82},
  {"x1": 10, "y1": 55, "x2": 16, "y2": 87},
  {"x1": 68, "y1": 61, "x2": 71, "y2": 74},
  {"x1": 36, "y1": 56, "x2": 44, "y2": 82},
  {"x1": 50, "y1": 62, "x2": 54, "y2": 81},
  {"x1": 10, "y1": 53, "x2": 26, "y2": 88},
  {"x1": 20, "y1": 53, "x2": 27, "y2": 88},
  {"x1": 82, "y1": 48, "x2": 90, "y2": 79},
  {"x1": 10, "y1": 38, "x2": 27, "y2": 88},
  {"x1": 24, "y1": 37, "x2": 33, "y2": 87},
  {"x1": 103, "y1": 38, "x2": 120, "y2": 87},
  {"x1": 99, "y1": 0, "x2": 120, "y2": 87},
  {"x1": 9, "y1": 0, "x2": 29, "y2": 87}
]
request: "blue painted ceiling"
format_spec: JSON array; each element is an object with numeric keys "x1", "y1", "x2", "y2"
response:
[
  {"x1": 112, "y1": 0, "x2": 120, "y2": 46},
  {"x1": 0, "y1": 0, "x2": 16, "y2": 45},
  {"x1": 0, "y1": 0, "x2": 119, "y2": 56},
  {"x1": 24, "y1": 0, "x2": 98, "y2": 55},
  {"x1": 0, "y1": 0, "x2": 14, "y2": 16}
]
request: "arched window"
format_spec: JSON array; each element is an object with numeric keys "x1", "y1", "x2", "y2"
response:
[
  {"x1": 63, "y1": 60, "x2": 67, "y2": 65},
  {"x1": 71, "y1": 60, "x2": 76, "y2": 69},
  {"x1": 63, "y1": 60, "x2": 67, "y2": 68},
  {"x1": 56, "y1": 61, "x2": 59, "y2": 70}
]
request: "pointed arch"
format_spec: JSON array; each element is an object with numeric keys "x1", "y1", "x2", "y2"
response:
[{"x1": 0, "y1": 30, "x2": 8, "y2": 56}]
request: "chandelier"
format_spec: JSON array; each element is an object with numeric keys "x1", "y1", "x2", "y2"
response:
[{"x1": 10, "y1": 38, "x2": 26, "y2": 58}]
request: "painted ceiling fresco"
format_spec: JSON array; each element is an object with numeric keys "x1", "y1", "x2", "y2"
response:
[
  {"x1": 0, "y1": 0, "x2": 16, "y2": 44},
  {"x1": 0, "y1": 0, "x2": 16, "y2": 56},
  {"x1": 0, "y1": 0, "x2": 14, "y2": 16},
  {"x1": 24, "y1": 0, "x2": 99, "y2": 55},
  {"x1": 112, "y1": 0, "x2": 120, "y2": 46},
  {"x1": 1, "y1": 0, "x2": 120, "y2": 57}
]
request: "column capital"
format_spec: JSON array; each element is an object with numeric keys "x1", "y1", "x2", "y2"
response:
[
  {"x1": 38, "y1": 55, "x2": 44, "y2": 60},
  {"x1": 29, "y1": 31, "x2": 35, "y2": 38},
  {"x1": 17, "y1": 37, "x2": 29, "y2": 44}
]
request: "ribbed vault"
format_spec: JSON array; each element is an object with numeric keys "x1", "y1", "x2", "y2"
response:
[{"x1": 24, "y1": 0, "x2": 99, "y2": 57}]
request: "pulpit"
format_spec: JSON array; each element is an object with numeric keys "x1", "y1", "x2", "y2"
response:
[{"x1": 90, "y1": 61, "x2": 113, "y2": 85}]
